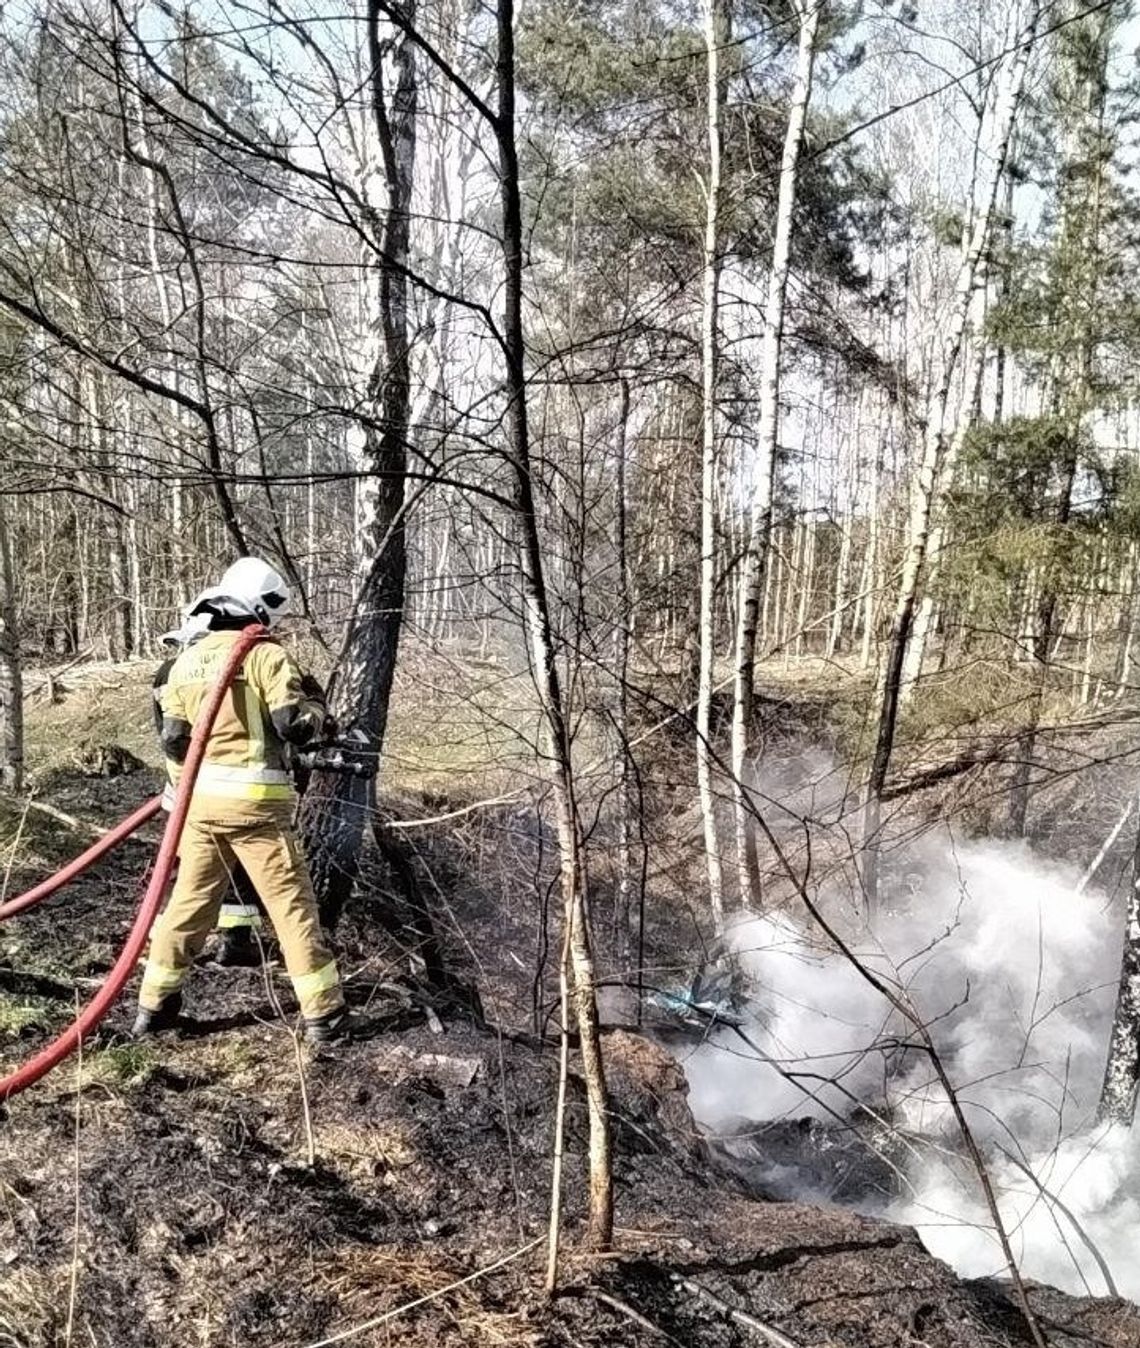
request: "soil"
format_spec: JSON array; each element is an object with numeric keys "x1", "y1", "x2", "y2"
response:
[{"x1": 2, "y1": 772, "x2": 1140, "y2": 1347}]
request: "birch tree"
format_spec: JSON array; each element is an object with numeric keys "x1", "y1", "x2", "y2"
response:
[
  {"x1": 1099, "y1": 795, "x2": 1140, "y2": 1124},
  {"x1": 495, "y1": 0, "x2": 615, "y2": 1261},
  {"x1": 696, "y1": 0, "x2": 730, "y2": 929},
  {"x1": 861, "y1": 0, "x2": 1042, "y2": 905},
  {"x1": 0, "y1": 493, "x2": 21, "y2": 793},
  {"x1": 730, "y1": 0, "x2": 821, "y2": 911}
]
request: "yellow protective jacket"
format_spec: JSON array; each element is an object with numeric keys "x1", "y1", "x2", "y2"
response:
[{"x1": 159, "y1": 630, "x2": 325, "y2": 803}]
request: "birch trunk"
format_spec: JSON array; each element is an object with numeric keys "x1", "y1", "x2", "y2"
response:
[
  {"x1": 859, "y1": 422, "x2": 884, "y2": 671},
  {"x1": 772, "y1": 524, "x2": 788, "y2": 657},
  {"x1": 0, "y1": 493, "x2": 22, "y2": 792},
  {"x1": 696, "y1": 0, "x2": 729, "y2": 927},
  {"x1": 613, "y1": 379, "x2": 635, "y2": 969},
  {"x1": 135, "y1": 90, "x2": 188, "y2": 581},
  {"x1": 1115, "y1": 543, "x2": 1140, "y2": 695},
  {"x1": 900, "y1": 322, "x2": 989, "y2": 700},
  {"x1": 783, "y1": 517, "x2": 803, "y2": 665},
  {"x1": 730, "y1": 0, "x2": 820, "y2": 909},
  {"x1": 1098, "y1": 793, "x2": 1140, "y2": 1125},
  {"x1": 827, "y1": 449, "x2": 856, "y2": 658},
  {"x1": 861, "y1": 0, "x2": 1040, "y2": 906}
]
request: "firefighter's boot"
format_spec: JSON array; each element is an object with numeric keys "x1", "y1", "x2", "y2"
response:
[
  {"x1": 304, "y1": 1007, "x2": 365, "y2": 1045},
  {"x1": 131, "y1": 992, "x2": 183, "y2": 1038}
]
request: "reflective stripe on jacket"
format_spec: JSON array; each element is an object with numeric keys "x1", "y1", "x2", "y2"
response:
[{"x1": 159, "y1": 631, "x2": 324, "y2": 804}]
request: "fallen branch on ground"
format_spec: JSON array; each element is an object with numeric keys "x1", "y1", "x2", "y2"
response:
[
  {"x1": 671, "y1": 1274, "x2": 802, "y2": 1348},
  {"x1": 13, "y1": 799, "x2": 113, "y2": 839},
  {"x1": 593, "y1": 1288, "x2": 686, "y2": 1344}
]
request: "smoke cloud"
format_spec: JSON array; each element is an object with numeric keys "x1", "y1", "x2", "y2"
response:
[{"x1": 679, "y1": 837, "x2": 1138, "y2": 1299}]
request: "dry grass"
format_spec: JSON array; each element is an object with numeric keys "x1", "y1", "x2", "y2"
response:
[
  {"x1": 0, "y1": 995, "x2": 57, "y2": 1039},
  {"x1": 384, "y1": 641, "x2": 540, "y2": 801},
  {"x1": 23, "y1": 660, "x2": 162, "y2": 778},
  {"x1": 0, "y1": 1267, "x2": 70, "y2": 1347},
  {"x1": 315, "y1": 1121, "x2": 418, "y2": 1176},
  {"x1": 313, "y1": 1244, "x2": 542, "y2": 1347}
]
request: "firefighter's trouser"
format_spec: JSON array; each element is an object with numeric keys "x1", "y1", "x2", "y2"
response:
[
  {"x1": 139, "y1": 800, "x2": 342, "y2": 1020},
  {"x1": 162, "y1": 790, "x2": 263, "y2": 933}
]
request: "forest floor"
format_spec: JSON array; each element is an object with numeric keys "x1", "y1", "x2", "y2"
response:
[{"x1": 3, "y1": 651, "x2": 1140, "y2": 1347}]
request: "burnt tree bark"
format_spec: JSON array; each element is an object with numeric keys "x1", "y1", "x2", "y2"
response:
[
  {"x1": 492, "y1": 0, "x2": 613, "y2": 1260},
  {"x1": 301, "y1": 1, "x2": 416, "y2": 933}
]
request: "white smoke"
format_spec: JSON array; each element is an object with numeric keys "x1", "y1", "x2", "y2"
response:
[{"x1": 679, "y1": 836, "x2": 1139, "y2": 1299}]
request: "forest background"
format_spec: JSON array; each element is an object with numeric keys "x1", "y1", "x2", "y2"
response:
[{"x1": 5, "y1": 0, "x2": 1140, "y2": 1316}]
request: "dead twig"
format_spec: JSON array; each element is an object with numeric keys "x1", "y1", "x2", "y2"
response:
[
  {"x1": 587, "y1": 1289, "x2": 687, "y2": 1347},
  {"x1": 64, "y1": 993, "x2": 83, "y2": 1348},
  {"x1": 671, "y1": 1275, "x2": 802, "y2": 1348},
  {"x1": 259, "y1": 934, "x2": 316, "y2": 1168},
  {"x1": 292, "y1": 1023, "x2": 316, "y2": 1168},
  {"x1": 26, "y1": 649, "x2": 94, "y2": 701},
  {"x1": 997, "y1": 1145, "x2": 1120, "y2": 1298},
  {"x1": 1074, "y1": 795, "x2": 1133, "y2": 897},
  {"x1": 17, "y1": 799, "x2": 110, "y2": 840},
  {"x1": 545, "y1": 911, "x2": 574, "y2": 1293},
  {"x1": 1, "y1": 793, "x2": 34, "y2": 902}
]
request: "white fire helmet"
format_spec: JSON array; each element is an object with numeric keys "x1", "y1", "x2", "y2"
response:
[
  {"x1": 190, "y1": 557, "x2": 293, "y2": 629},
  {"x1": 158, "y1": 606, "x2": 212, "y2": 650}
]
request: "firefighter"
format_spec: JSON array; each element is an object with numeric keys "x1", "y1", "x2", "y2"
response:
[
  {"x1": 153, "y1": 608, "x2": 265, "y2": 967},
  {"x1": 134, "y1": 557, "x2": 349, "y2": 1043}
]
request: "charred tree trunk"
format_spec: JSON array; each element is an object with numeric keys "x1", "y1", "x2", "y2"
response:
[
  {"x1": 302, "y1": 1, "x2": 416, "y2": 936},
  {"x1": 493, "y1": 0, "x2": 612, "y2": 1259},
  {"x1": 1098, "y1": 795, "x2": 1140, "y2": 1125}
]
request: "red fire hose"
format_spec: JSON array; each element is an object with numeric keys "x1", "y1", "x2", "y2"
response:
[
  {"x1": 0, "y1": 795, "x2": 164, "y2": 922},
  {"x1": 0, "y1": 626, "x2": 267, "y2": 1100}
]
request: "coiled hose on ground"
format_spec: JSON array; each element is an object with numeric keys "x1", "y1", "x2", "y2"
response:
[{"x1": 0, "y1": 626, "x2": 267, "y2": 1100}]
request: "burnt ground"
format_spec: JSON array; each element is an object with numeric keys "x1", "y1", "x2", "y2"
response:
[{"x1": 2, "y1": 772, "x2": 1140, "y2": 1347}]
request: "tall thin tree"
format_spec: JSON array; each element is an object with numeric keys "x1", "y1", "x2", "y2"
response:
[
  {"x1": 302, "y1": 1, "x2": 417, "y2": 927},
  {"x1": 696, "y1": 0, "x2": 730, "y2": 929},
  {"x1": 730, "y1": 0, "x2": 821, "y2": 910},
  {"x1": 861, "y1": 0, "x2": 1041, "y2": 906}
]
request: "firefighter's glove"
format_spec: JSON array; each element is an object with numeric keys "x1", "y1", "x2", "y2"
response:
[{"x1": 299, "y1": 673, "x2": 327, "y2": 703}]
